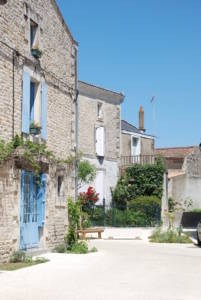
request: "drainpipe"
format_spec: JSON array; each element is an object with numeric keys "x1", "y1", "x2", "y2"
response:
[
  {"x1": 12, "y1": 50, "x2": 15, "y2": 138},
  {"x1": 74, "y1": 47, "x2": 79, "y2": 200}
]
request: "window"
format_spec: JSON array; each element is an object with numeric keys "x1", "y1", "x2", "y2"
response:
[
  {"x1": 97, "y1": 103, "x2": 103, "y2": 119},
  {"x1": 96, "y1": 127, "x2": 105, "y2": 157},
  {"x1": 30, "y1": 20, "x2": 38, "y2": 49},
  {"x1": 131, "y1": 136, "x2": 140, "y2": 156},
  {"x1": 22, "y1": 69, "x2": 47, "y2": 139},
  {"x1": 29, "y1": 80, "x2": 40, "y2": 125},
  {"x1": 57, "y1": 176, "x2": 64, "y2": 200}
]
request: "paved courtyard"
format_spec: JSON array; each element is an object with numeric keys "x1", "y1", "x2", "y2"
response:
[{"x1": 0, "y1": 239, "x2": 201, "y2": 300}]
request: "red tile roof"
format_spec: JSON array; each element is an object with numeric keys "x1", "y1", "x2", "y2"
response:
[{"x1": 155, "y1": 146, "x2": 195, "y2": 158}]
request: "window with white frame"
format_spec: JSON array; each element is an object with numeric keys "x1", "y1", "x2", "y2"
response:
[
  {"x1": 131, "y1": 136, "x2": 140, "y2": 156},
  {"x1": 96, "y1": 127, "x2": 105, "y2": 157}
]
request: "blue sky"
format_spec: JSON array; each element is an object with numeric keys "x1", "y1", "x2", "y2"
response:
[{"x1": 56, "y1": 0, "x2": 201, "y2": 148}]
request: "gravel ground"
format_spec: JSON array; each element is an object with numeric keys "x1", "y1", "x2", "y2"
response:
[{"x1": 0, "y1": 239, "x2": 201, "y2": 300}]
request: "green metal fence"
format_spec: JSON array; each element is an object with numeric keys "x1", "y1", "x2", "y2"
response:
[{"x1": 88, "y1": 202, "x2": 161, "y2": 228}]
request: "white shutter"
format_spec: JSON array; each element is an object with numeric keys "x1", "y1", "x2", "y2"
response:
[
  {"x1": 96, "y1": 127, "x2": 105, "y2": 157},
  {"x1": 95, "y1": 170, "x2": 104, "y2": 204}
]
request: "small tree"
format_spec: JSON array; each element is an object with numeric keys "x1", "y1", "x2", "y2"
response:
[{"x1": 78, "y1": 160, "x2": 96, "y2": 188}]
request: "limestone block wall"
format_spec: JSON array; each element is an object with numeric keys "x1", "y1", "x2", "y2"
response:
[
  {"x1": 0, "y1": 161, "x2": 21, "y2": 263},
  {"x1": 78, "y1": 93, "x2": 121, "y2": 161},
  {"x1": 0, "y1": 0, "x2": 77, "y2": 159}
]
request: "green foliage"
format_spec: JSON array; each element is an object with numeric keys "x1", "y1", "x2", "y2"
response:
[
  {"x1": 53, "y1": 243, "x2": 67, "y2": 253},
  {"x1": 24, "y1": 256, "x2": 33, "y2": 263},
  {"x1": 128, "y1": 196, "x2": 161, "y2": 226},
  {"x1": 168, "y1": 197, "x2": 177, "y2": 212},
  {"x1": 112, "y1": 159, "x2": 165, "y2": 207},
  {"x1": 9, "y1": 250, "x2": 26, "y2": 263},
  {"x1": 65, "y1": 198, "x2": 81, "y2": 249},
  {"x1": 90, "y1": 246, "x2": 98, "y2": 253},
  {"x1": 70, "y1": 241, "x2": 89, "y2": 254},
  {"x1": 191, "y1": 208, "x2": 201, "y2": 213},
  {"x1": 80, "y1": 211, "x2": 91, "y2": 229},
  {"x1": 105, "y1": 208, "x2": 148, "y2": 227},
  {"x1": 149, "y1": 227, "x2": 193, "y2": 244},
  {"x1": 90, "y1": 207, "x2": 104, "y2": 226},
  {"x1": 78, "y1": 160, "x2": 96, "y2": 185},
  {"x1": 34, "y1": 257, "x2": 49, "y2": 263}
]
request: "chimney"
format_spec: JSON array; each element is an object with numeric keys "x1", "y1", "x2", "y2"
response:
[{"x1": 139, "y1": 106, "x2": 145, "y2": 132}]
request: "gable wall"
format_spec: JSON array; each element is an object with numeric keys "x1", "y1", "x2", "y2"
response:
[{"x1": 0, "y1": 0, "x2": 76, "y2": 159}]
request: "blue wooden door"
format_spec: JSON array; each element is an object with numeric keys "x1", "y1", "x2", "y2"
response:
[{"x1": 20, "y1": 171, "x2": 46, "y2": 250}]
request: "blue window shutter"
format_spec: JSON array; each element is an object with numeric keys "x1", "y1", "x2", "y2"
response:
[
  {"x1": 22, "y1": 70, "x2": 31, "y2": 134},
  {"x1": 30, "y1": 82, "x2": 35, "y2": 123},
  {"x1": 37, "y1": 173, "x2": 46, "y2": 227},
  {"x1": 41, "y1": 82, "x2": 47, "y2": 140}
]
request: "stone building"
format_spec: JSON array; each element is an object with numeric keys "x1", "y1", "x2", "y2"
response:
[
  {"x1": 121, "y1": 106, "x2": 155, "y2": 167},
  {"x1": 78, "y1": 81, "x2": 124, "y2": 205},
  {"x1": 156, "y1": 146, "x2": 201, "y2": 209},
  {"x1": 0, "y1": 0, "x2": 77, "y2": 261}
]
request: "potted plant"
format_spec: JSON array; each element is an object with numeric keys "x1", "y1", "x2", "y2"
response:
[
  {"x1": 31, "y1": 45, "x2": 42, "y2": 59},
  {"x1": 30, "y1": 122, "x2": 42, "y2": 135}
]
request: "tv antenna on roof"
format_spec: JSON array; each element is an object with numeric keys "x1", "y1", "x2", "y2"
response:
[{"x1": 151, "y1": 96, "x2": 155, "y2": 136}]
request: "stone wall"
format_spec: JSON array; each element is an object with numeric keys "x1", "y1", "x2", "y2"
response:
[
  {"x1": 0, "y1": 0, "x2": 77, "y2": 158},
  {"x1": 121, "y1": 133, "x2": 154, "y2": 156},
  {"x1": 78, "y1": 93, "x2": 121, "y2": 161},
  {"x1": 168, "y1": 148, "x2": 201, "y2": 209},
  {"x1": 0, "y1": 0, "x2": 76, "y2": 260}
]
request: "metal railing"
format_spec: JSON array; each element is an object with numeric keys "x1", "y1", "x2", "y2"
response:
[{"x1": 121, "y1": 155, "x2": 157, "y2": 168}]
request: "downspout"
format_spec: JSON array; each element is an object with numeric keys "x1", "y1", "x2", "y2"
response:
[
  {"x1": 12, "y1": 50, "x2": 15, "y2": 138},
  {"x1": 74, "y1": 46, "x2": 79, "y2": 200}
]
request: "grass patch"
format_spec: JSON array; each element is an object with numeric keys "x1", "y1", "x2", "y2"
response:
[
  {"x1": 149, "y1": 228, "x2": 193, "y2": 244},
  {"x1": 0, "y1": 258, "x2": 49, "y2": 271}
]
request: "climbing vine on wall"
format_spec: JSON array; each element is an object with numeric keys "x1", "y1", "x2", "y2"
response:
[{"x1": 111, "y1": 158, "x2": 165, "y2": 208}]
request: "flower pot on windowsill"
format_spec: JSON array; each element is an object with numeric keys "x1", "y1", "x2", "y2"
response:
[
  {"x1": 30, "y1": 122, "x2": 42, "y2": 135},
  {"x1": 31, "y1": 48, "x2": 42, "y2": 59}
]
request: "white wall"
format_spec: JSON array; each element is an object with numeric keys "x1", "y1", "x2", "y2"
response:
[
  {"x1": 169, "y1": 174, "x2": 201, "y2": 209},
  {"x1": 79, "y1": 157, "x2": 119, "y2": 206}
]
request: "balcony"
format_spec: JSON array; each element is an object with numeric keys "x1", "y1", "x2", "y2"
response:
[{"x1": 120, "y1": 155, "x2": 167, "y2": 169}]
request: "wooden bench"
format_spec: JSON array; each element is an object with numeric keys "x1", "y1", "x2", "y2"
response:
[{"x1": 77, "y1": 228, "x2": 104, "y2": 240}]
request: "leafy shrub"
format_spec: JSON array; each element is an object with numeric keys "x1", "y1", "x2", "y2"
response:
[
  {"x1": 24, "y1": 256, "x2": 33, "y2": 263},
  {"x1": 70, "y1": 241, "x2": 89, "y2": 254},
  {"x1": 90, "y1": 206, "x2": 104, "y2": 226},
  {"x1": 78, "y1": 160, "x2": 96, "y2": 185},
  {"x1": 149, "y1": 227, "x2": 193, "y2": 243},
  {"x1": 34, "y1": 257, "x2": 49, "y2": 263},
  {"x1": 80, "y1": 211, "x2": 91, "y2": 229},
  {"x1": 65, "y1": 198, "x2": 81, "y2": 249},
  {"x1": 9, "y1": 251, "x2": 25, "y2": 263},
  {"x1": 128, "y1": 196, "x2": 161, "y2": 226},
  {"x1": 191, "y1": 208, "x2": 201, "y2": 213},
  {"x1": 90, "y1": 246, "x2": 98, "y2": 253},
  {"x1": 112, "y1": 158, "x2": 165, "y2": 207},
  {"x1": 105, "y1": 208, "x2": 148, "y2": 227},
  {"x1": 53, "y1": 243, "x2": 67, "y2": 253}
]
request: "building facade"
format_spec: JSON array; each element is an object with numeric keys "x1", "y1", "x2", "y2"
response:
[
  {"x1": 156, "y1": 146, "x2": 201, "y2": 210},
  {"x1": 121, "y1": 107, "x2": 155, "y2": 167},
  {"x1": 0, "y1": 0, "x2": 77, "y2": 261},
  {"x1": 78, "y1": 81, "x2": 124, "y2": 205}
]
